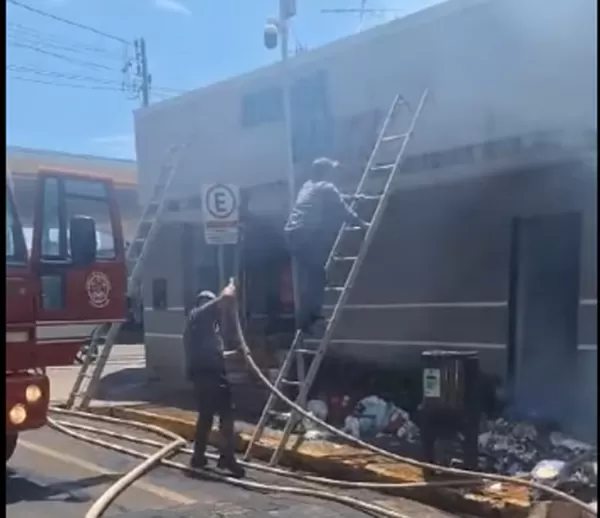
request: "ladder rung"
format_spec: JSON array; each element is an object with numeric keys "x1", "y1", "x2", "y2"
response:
[
  {"x1": 280, "y1": 379, "x2": 302, "y2": 387},
  {"x1": 268, "y1": 410, "x2": 291, "y2": 418},
  {"x1": 342, "y1": 194, "x2": 381, "y2": 201},
  {"x1": 345, "y1": 225, "x2": 365, "y2": 231},
  {"x1": 382, "y1": 132, "x2": 409, "y2": 143},
  {"x1": 333, "y1": 256, "x2": 357, "y2": 262},
  {"x1": 295, "y1": 348, "x2": 318, "y2": 355},
  {"x1": 370, "y1": 164, "x2": 394, "y2": 172},
  {"x1": 325, "y1": 286, "x2": 344, "y2": 292}
]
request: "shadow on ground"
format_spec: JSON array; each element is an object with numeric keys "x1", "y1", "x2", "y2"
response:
[
  {"x1": 6, "y1": 469, "x2": 118, "y2": 504},
  {"x1": 95, "y1": 368, "x2": 195, "y2": 409},
  {"x1": 94, "y1": 368, "x2": 265, "y2": 425}
]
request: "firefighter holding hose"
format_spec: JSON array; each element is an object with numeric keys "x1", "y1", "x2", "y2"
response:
[
  {"x1": 284, "y1": 157, "x2": 370, "y2": 333},
  {"x1": 183, "y1": 281, "x2": 245, "y2": 478}
]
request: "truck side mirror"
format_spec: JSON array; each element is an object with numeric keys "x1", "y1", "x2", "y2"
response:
[{"x1": 69, "y1": 215, "x2": 97, "y2": 266}]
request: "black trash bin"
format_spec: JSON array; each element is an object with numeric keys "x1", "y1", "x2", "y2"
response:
[{"x1": 419, "y1": 350, "x2": 481, "y2": 470}]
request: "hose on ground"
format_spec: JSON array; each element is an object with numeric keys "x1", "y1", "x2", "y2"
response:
[
  {"x1": 47, "y1": 411, "x2": 416, "y2": 518},
  {"x1": 52, "y1": 415, "x2": 485, "y2": 491},
  {"x1": 227, "y1": 291, "x2": 596, "y2": 515},
  {"x1": 84, "y1": 438, "x2": 186, "y2": 518}
]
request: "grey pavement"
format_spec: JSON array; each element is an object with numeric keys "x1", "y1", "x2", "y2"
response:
[
  {"x1": 47, "y1": 343, "x2": 147, "y2": 405},
  {"x1": 32, "y1": 346, "x2": 465, "y2": 518},
  {"x1": 6, "y1": 415, "x2": 462, "y2": 518}
]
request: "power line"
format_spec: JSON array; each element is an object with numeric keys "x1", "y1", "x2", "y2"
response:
[
  {"x1": 7, "y1": 65, "x2": 126, "y2": 87},
  {"x1": 7, "y1": 2, "x2": 183, "y2": 105},
  {"x1": 7, "y1": 64, "x2": 184, "y2": 96},
  {"x1": 7, "y1": 22, "x2": 125, "y2": 60},
  {"x1": 7, "y1": 40, "x2": 114, "y2": 71},
  {"x1": 7, "y1": 0, "x2": 130, "y2": 45},
  {"x1": 7, "y1": 75, "x2": 126, "y2": 92}
]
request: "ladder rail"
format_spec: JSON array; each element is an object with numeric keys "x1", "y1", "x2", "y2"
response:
[
  {"x1": 242, "y1": 329, "x2": 303, "y2": 460},
  {"x1": 78, "y1": 157, "x2": 181, "y2": 410},
  {"x1": 65, "y1": 325, "x2": 104, "y2": 408},
  {"x1": 268, "y1": 89, "x2": 429, "y2": 466},
  {"x1": 323, "y1": 94, "x2": 404, "y2": 274}
]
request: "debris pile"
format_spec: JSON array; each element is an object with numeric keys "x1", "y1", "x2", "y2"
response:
[
  {"x1": 341, "y1": 395, "x2": 420, "y2": 443},
  {"x1": 269, "y1": 392, "x2": 596, "y2": 496},
  {"x1": 477, "y1": 418, "x2": 596, "y2": 480}
]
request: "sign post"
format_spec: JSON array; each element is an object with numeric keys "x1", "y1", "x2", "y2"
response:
[{"x1": 202, "y1": 183, "x2": 240, "y2": 246}]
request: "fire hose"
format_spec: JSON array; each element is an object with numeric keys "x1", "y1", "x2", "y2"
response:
[
  {"x1": 227, "y1": 292, "x2": 596, "y2": 515},
  {"x1": 48, "y1": 288, "x2": 596, "y2": 518},
  {"x1": 48, "y1": 409, "x2": 425, "y2": 518}
]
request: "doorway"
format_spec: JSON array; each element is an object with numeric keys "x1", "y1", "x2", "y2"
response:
[{"x1": 507, "y1": 212, "x2": 582, "y2": 425}]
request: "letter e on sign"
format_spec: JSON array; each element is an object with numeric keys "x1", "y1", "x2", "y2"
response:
[{"x1": 201, "y1": 184, "x2": 240, "y2": 245}]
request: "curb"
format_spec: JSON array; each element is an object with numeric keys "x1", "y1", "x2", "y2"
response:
[{"x1": 91, "y1": 404, "x2": 534, "y2": 518}]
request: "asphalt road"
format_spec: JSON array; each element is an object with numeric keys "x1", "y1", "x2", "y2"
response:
[{"x1": 6, "y1": 413, "x2": 462, "y2": 518}]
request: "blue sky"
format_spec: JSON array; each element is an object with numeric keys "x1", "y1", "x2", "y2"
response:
[{"x1": 6, "y1": 0, "x2": 441, "y2": 160}]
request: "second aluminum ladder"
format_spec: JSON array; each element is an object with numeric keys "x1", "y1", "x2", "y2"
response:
[
  {"x1": 65, "y1": 145, "x2": 183, "y2": 410},
  {"x1": 244, "y1": 89, "x2": 429, "y2": 466}
]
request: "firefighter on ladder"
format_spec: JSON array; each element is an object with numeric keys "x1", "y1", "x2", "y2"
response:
[
  {"x1": 284, "y1": 157, "x2": 370, "y2": 333},
  {"x1": 183, "y1": 281, "x2": 246, "y2": 478}
]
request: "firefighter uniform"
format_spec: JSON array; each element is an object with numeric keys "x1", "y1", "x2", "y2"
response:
[
  {"x1": 284, "y1": 158, "x2": 368, "y2": 332},
  {"x1": 183, "y1": 289, "x2": 245, "y2": 478}
]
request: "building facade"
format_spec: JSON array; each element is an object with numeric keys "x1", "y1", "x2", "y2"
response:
[{"x1": 134, "y1": 0, "x2": 597, "y2": 439}]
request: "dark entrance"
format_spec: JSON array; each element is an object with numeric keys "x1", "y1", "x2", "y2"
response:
[{"x1": 507, "y1": 212, "x2": 582, "y2": 425}]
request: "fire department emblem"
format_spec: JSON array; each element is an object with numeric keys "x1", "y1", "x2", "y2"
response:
[{"x1": 85, "y1": 271, "x2": 111, "y2": 309}]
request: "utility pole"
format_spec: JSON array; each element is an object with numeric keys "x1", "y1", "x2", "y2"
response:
[
  {"x1": 134, "y1": 38, "x2": 151, "y2": 107},
  {"x1": 263, "y1": 0, "x2": 301, "y2": 339}
]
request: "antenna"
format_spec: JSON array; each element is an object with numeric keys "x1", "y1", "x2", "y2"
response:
[{"x1": 321, "y1": 0, "x2": 402, "y2": 32}]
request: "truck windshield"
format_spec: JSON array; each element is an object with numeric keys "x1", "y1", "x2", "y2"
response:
[{"x1": 6, "y1": 187, "x2": 28, "y2": 265}]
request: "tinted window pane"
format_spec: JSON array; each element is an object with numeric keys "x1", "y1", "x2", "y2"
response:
[
  {"x1": 64, "y1": 178, "x2": 108, "y2": 199},
  {"x1": 65, "y1": 196, "x2": 115, "y2": 259},
  {"x1": 41, "y1": 178, "x2": 62, "y2": 257}
]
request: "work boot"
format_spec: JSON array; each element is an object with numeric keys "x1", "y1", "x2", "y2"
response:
[
  {"x1": 189, "y1": 455, "x2": 208, "y2": 470},
  {"x1": 217, "y1": 456, "x2": 246, "y2": 478}
]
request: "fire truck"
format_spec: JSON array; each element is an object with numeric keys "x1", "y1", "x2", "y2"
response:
[{"x1": 6, "y1": 170, "x2": 127, "y2": 462}]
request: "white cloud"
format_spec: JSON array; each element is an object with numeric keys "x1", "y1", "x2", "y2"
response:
[{"x1": 155, "y1": 0, "x2": 192, "y2": 16}]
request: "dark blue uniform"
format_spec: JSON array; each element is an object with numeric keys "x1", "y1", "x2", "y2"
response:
[
  {"x1": 183, "y1": 292, "x2": 244, "y2": 477},
  {"x1": 284, "y1": 179, "x2": 364, "y2": 331}
]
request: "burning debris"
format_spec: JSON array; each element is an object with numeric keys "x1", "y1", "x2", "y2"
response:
[{"x1": 273, "y1": 393, "x2": 597, "y2": 494}]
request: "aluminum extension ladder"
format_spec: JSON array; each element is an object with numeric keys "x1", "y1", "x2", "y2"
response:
[
  {"x1": 244, "y1": 89, "x2": 429, "y2": 466},
  {"x1": 66, "y1": 146, "x2": 182, "y2": 410}
]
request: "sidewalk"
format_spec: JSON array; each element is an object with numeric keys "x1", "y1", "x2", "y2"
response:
[{"x1": 86, "y1": 375, "x2": 536, "y2": 518}]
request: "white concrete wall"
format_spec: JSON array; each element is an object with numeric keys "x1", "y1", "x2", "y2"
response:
[{"x1": 134, "y1": 0, "x2": 596, "y2": 206}]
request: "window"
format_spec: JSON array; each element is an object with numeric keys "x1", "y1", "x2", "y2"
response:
[
  {"x1": 6, "y1": 189, "x2": 27, "y2": 264},
  {"x1": 65, "y1": 195, "x2": 115, "y2": 259},
  {"x1": 64, "y1": 178, "x2": 107, "y2": 198},
  {"x1": 166, "y1": 200, "x2": 181, "y2": 212},
  {"x1": 241, "y1": 86, "x2": 284, "y2": 127},
  {"x1": 152, "y1": 278, "x2": 168, "y2": 310},
  {"x1": 65, "y1": 178, "x2": 115, "y2": 259},
  {"x1": 41, "y1": 177, "x2": 62, "y2": 258},
  {"x1": 38, "y1": 175, "x2": 118, "y2": 261}
]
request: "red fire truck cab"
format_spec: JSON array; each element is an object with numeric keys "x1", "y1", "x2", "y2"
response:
[{"x1": 6, "y1": 170, "x2": 127, "y2": 462}]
